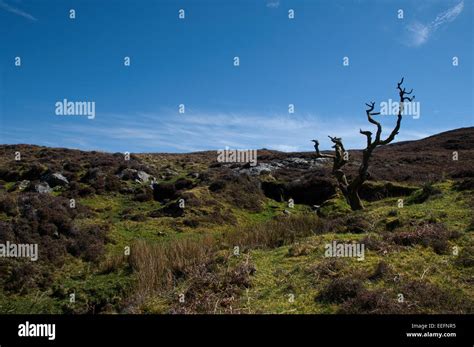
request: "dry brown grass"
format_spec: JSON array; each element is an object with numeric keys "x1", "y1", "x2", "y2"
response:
[
  {"x1": 126, "y1": 214, "x2": 320, "y2": 308},
  {"x1": 225, "y1": 214, "x2": 321, "y2": 250},
  {"x1": 128, "y1": 236, "x2": 216, "y2": 298}
]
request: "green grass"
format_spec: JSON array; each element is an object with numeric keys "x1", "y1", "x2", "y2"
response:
[
  {"x1": 2, "y1": 180, "x2": 472, "y2": 314},
  {"x1": 234, "y1": 181, "x2": 474, "y2": 314}
]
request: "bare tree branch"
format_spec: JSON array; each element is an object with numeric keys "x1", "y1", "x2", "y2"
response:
[
  {"x1": 365, "y1": 102, "x2": 382, "y2": 143},
  {"x1": 360, "y1": 129, "x2": 372, "y2": 147},
  {"x1": 312, "y1": 78, "x2": 414, "y2": 210},
  {"x1": 311, "y1": 140, "x2": 334, "y2": 158},
  {"x1": 380, "y1": 77, "x2": 414, "y2": 145}
]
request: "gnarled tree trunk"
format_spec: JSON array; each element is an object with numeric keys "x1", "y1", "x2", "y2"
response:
[{"x1": 313, "y1": 78, "x2": 414, "y2": 210}]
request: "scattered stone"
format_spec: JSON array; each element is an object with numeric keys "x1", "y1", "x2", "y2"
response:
[
  {"x1": 164, "y1": 168, "x2": 179, "y2": 178},
  {"x1": 35, "y1": 182, "x2": 52, "y2": 194},
  {"x1": 44, "y1": 172, "x2": 69, "y2": 187},
  {"x1": 136, "y1": 170, "x2": 152, "y2": 184},
  {"x1": 119, "y1": 169, "x2": 154, "y2": 184}
]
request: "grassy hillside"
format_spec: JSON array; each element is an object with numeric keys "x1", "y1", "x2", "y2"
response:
[{"x1": 0, "y1": 128, "x2": 472, "y2": 314}]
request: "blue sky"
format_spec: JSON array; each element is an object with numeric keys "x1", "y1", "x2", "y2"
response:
[{"x1": 0, "y1": 0, "x2": 472, "y2": 153}]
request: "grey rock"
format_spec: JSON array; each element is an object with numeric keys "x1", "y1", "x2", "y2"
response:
[
  {"x1": 234, "y1": 156, "x2": 331, "y2": 176},
  {"x1": 239, "y1": 162, "x2": 281, "y2": 176},
  {"x1": 164, "y1": 168, "x2": 179, "y2": 178},
  {"x1": 119, "y1": 169, "x2": 154, "y2": 184},
  {"x1": 45, "y1": 172, "x2": 69, "y2": 187},
  {"x1": 136, "y1": 170, "x2": 152, "y2": 184},
  {"x1": 118, "y1": 168, "x2": 137, "y2": 180},
  {"x1": 35, "y1": 182, "x2": 52, "y2": 194}
]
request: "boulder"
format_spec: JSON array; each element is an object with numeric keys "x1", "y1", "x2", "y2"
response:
[
  {"x1": 136, "y1": 170, "x2": 152, "y2": 184},
  {"x1": 239, "y1": 162, "x2": 280, "y2": 176},
  {"x1": 44, "y1": 172, "x2": 69, "y2": 187},
  {"x1": 118, "y1": 168, "x2": 137, "y2": 180},
  {"x1": 35, "y1": 182, "x2": 52, "y2": 194},
  {"x1": 119, "y1": 169, "x2": 154, "y2": 184}
]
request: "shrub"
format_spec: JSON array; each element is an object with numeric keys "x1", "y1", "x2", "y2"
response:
[
  {"x1": 170, "y1": 258, "x2": 255, "y2": 314},
  {"x1": 133, "y1": 187, "x2": 153, "y2": 202},
  {"x1": 455, "y1": 246, "x2": 474, "y2": 267},
  {"x1": 309, "y1": 258, "x2": 345, "y2": 279},
  {"x1": 454, "y1": 178, "x2": 474, "y2": 191},
  {"x1": 396, "y1": 279, "x2": 473, "y2": 313},
  {"x1": 408, "y1": 182, "x2": 442, "y2": 204},
  {"x1": 183, "y1": 218, "x2": 199, "y2": 228},
  {"x1": 0, "y1": 194, "x2": 17, "y2": 216},
  {"x1": 368, "y1": 261, "x2": 392, "y2": 281},
  {"x1": 21, "y1": 163, "x2": 48, "y2": 180},
  {"x1": 66, "y1": 224, "x2": 109, "y2": 262},
  {"x1": 152, "y1": 183, "x2": 177, "y2": 201},
  {"x1": 386, "y1": 222, "x2": 459, "y2": 253},
  {"x1": 316, "y1": 277, "x2": 364, "y2": 303},
  {"x1": 339, "y1": 288, "x2": 406, "y2": 314},
  {"x1": 175, "y1": 178, "x2": 194, "y2": 190},
  {"x1": 0, "y1": 193, "x2": 109, "y2": 293},
  {"x1": 104, "y1": 175, "x2": 122, "y2": 192},
  {"x1": 149, "y1": 202, "x2": 184, "y2": 218},
  {"x1": 343, "y1": 214, "x2": 372, "y2": 233},
  {"x1": 385, "y1": 217, "x2": 401, "y2": 231},
  {"x1": 4, "y1": 262, "x2": 40, "y2": 294},
  {"x1": 210, "y1": 174, "x2": 264, "y2": 212}
]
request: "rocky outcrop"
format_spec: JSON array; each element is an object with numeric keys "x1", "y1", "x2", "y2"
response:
[
  {"x1": 238, "y1": 157, "x2": 331, "y2": 176},
  {"x1": 118, "y1": 168, "x2": 154, "y2": 184},
  {"x1": 43, "y1": 172, "x2": 69, "y2": 187},
  {"x1": 35, "y1": 182, "x2": 52, "y2": 194}
]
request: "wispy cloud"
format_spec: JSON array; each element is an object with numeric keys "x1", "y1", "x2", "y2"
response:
[
  {"x1": 406, "y1": 1, "x2": 464, "y2": 46},
  {"x1": 36, "y1": 110, "x2": 431, "y2": 153},
  {"x1": 0, "y1": 0, "x2": 37, "y2": 21},
  {"x1": 266, "y1": 0, "x2": 280, "y2": 9}
]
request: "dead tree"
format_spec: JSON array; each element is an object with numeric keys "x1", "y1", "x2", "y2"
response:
[{"x1": 312, "y1": 78, "x2": 414, "y2": 210}]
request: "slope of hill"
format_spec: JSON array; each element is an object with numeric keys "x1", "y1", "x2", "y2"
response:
[{"x1": 0, "y1": 128, "x2": 472, "y2": 314}]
